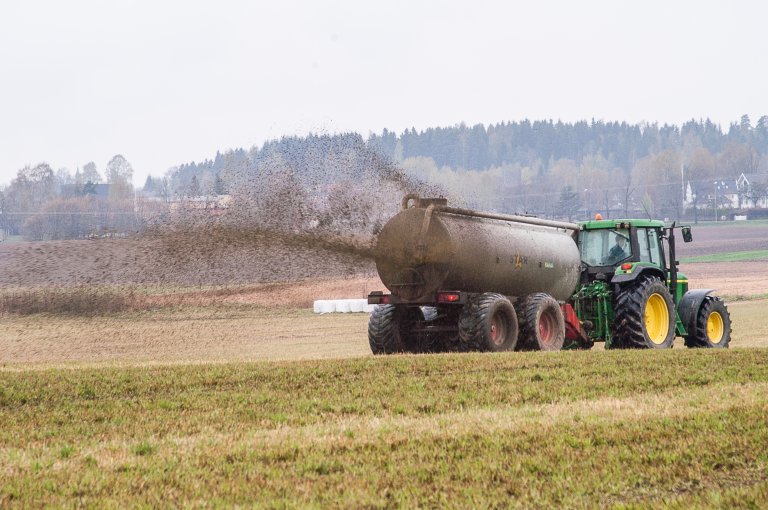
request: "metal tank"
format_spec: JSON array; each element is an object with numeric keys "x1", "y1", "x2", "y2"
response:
[{"x1": 375, "y1": 196, "x2": 582, "y2": 302}]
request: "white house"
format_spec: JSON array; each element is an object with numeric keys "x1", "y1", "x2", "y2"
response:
[{"x1": 684, "y1": 173, "x2": 768, "y2": 211}]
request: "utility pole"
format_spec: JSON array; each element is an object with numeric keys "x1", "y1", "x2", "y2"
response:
[
  {"x1": 681, "y1": 164, "x2": 685, "y2": 213},
  {"x1": 714, "y1": 181, "x2": 718, "y2": 222}
]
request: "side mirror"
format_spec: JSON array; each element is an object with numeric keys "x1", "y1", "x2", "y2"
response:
[{"x1": 681, "y1": 226, "x2": 692, "y2": 243}]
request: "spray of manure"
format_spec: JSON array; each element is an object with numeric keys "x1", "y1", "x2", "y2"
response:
[{"x1": 0, "y1": 137, "x2": 444, "y2": 313}]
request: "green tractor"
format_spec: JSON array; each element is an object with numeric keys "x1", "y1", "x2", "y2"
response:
[{"x1": 572, "y1": 218, "x2": 731, "y2": 349}]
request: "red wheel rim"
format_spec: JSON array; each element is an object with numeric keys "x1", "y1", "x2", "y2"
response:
[
  {"x1": 490, "y1": 312, "x2": 507, "y2": 346},
  {"x1": 539, "y1": 309, "x2": 556, "y2": 346}
]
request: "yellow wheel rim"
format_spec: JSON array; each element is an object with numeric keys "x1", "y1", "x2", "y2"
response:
[
  {"x1": 707, "y1": 311, "x2": 724, "y2": 343},
  {"x1": 645, "y1": 293, "x2": 669, "y2": 345}
]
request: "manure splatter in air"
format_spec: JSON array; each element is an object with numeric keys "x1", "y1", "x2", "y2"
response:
[{"x1": 0, "y1": 134, "x2": 446, "y2": 291}]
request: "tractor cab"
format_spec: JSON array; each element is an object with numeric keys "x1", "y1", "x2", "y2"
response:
[{"x1": 577, "y1": 219, "x2": 674, "y2": 289}]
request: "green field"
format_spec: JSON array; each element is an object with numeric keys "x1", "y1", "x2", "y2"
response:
[
  {"x1": 2, "y1": 350, "x2": 768, "y2": 508},
  {"x1": 685, "y1": 220, "x2": 768, "y2": 228},
  {"x1": 681, "y1": 249, "x2": 768, "y2": 263}
]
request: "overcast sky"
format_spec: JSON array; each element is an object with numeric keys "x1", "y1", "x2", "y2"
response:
[{"x1": 1, "y1": 0, "x2": 766, "y2": 186}]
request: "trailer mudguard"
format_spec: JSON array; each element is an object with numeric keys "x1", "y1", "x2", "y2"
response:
[{"x1": 677, "y1": 289, "x2": 714, "y2": 335}]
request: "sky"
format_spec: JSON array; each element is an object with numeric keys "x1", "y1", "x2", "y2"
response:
[{"x1": 1, "y1": 0, "x2": 766, "y2": 186}]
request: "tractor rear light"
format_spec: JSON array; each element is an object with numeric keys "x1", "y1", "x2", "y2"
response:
[
  {"x1": 437, "y1": 291, "x2": 461, "y2": 303},
  {"x1": 380, "y1": 295, "x2": 391, "y2": 304},
  {"x1": 621, "y1": 263, "x2": 633, "y2": 271}
]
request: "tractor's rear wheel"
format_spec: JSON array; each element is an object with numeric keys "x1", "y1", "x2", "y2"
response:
[
  {"x1": 458, "y1": 293, "x2": 518, "y2": 352},
  {"x1": 684, "y1": 297, "x2": 731, "y2": 348},
  {"x1": 612, "y1": 277, "x2": 675, "y2": 349},
  {"x1": 517, "y1": 293, "x2": 565, "y2": 351},
  {"x1": 368, "y1": 305, "x2": 425, "y2": 354}
]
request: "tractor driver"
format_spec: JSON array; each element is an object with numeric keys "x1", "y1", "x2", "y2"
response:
[{"x1": 607, "y1": 234, "x2": 628, "y2": 263}]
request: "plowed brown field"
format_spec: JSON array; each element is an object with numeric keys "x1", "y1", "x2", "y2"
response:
[{"x1": 674, "y1": 222, "x2": 768, "y2": 257}]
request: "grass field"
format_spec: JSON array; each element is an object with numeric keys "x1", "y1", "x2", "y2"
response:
[
  {"x1": 681, "y1": 249, "x2": 768, "y2": 263},
  {"x1": 1, "y1": 350, "x2": 767, "y2": 508}
]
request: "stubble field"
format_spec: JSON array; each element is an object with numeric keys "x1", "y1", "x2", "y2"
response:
[{"x1": 2, "y1": 349, "x2": 767, "y2": 508}]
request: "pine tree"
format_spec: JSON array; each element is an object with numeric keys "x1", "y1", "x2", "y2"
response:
[{"x1": 143, "y1": 175, "x2": 155, "y2": 193}]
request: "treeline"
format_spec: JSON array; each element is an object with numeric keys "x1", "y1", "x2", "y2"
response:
[
  {"x1": 369, "y1": 115, "x2": 768, "y2": 171},
  {"x1": 0, "y1": 156, "x2": 161, "y2": 240},
  {"x1": 164, "y1": 115, "x2": 768, "y2": 222}
]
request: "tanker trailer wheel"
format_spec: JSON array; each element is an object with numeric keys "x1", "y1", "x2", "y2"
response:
[
  {"x1": 368, "y1": 305, "x2": 426, "y2": 355},
  {"x1": 458, "y1": 293, "x2": 519, "y2": 352},
  {"x1": 684, "y1": 297, "x2": 731, "y2": 348},
  {"x1": 516, "y1": 293, "x2": 566, "y2": 351},
  {"x1": 612, "y1": 277, "x2": 675, "y2": 349}
]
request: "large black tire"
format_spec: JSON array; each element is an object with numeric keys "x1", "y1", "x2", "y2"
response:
[
  {"x1": 684, "y1": 297, "x2": 731, "y2": 348},
  {"x1": 368, "y1": 305, "x2": 425, "y2": 355},
  {"x1": 612, "y1": 277, "x2": 675, "y2": 349},
  {"x1": 458, "y1": 293, "x2": 518, "y2": 352},
  {"x1": 517, "y1": 293, "x2": 566, "y2": 351}
]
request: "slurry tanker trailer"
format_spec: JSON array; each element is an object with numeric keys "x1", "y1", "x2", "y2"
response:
[{"x1": 367, "y1": 195, "x2": 731, "y2": 353}]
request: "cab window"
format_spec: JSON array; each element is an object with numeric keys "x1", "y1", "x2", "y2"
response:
[
  {"x1": 636, "y1": 227, "x2": 662, "y2": 265},
  {"x1": 579, "y1": 228, "x2": 632, "y2": 266}
]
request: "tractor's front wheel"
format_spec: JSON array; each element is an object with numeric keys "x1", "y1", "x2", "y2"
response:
[
  {"x1": 612, "y1": 277, "x2": 675, "y2": 349},
  {"x1": 684, "y1": 297, "x2": 731, "y2": 348},
  {"x1": 458, "y1": 293, "x2": 518, "y2": 352}
]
